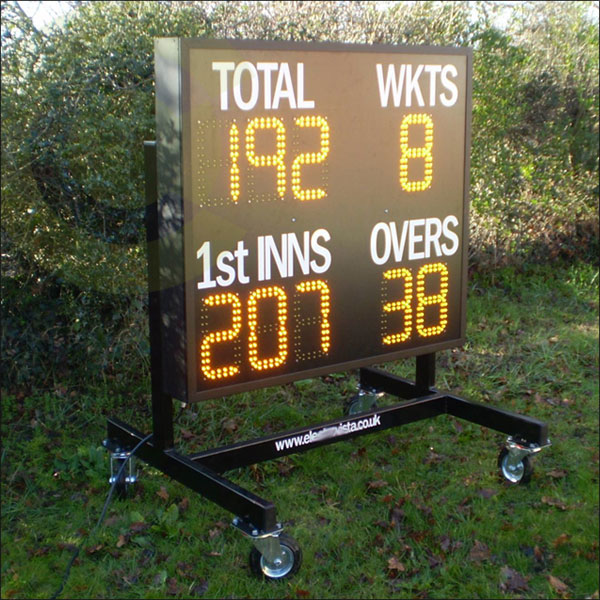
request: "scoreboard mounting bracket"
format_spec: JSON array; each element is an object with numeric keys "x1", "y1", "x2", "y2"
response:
[{"x1": 104, "y1": 39, "x2": 549, "y2": 581}]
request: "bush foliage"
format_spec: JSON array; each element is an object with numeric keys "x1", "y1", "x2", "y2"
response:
[{"x1": 1, "y1": 1, "x2": 598, "y2": 391}]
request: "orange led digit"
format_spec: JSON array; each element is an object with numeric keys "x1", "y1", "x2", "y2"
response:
[
  {"x1": 200, "y1": 292, "x2": 242, "y2": 380},
  {"x1": 399, "y1": 113, "x2": 434, "y2": 193},
  {"x1": 291, "y1": 115, "x2": 330, "y2": 201},
  {"x1": 382, "y1": 268, "x2": 413, "y2": 345},
  {"x1": 229, "y1": 122, "x2": 241, "y2": 203},
  {"x1": 245, "y1": 117, "x2": 286, "y2": 198},
  {"x1": 415, "y1": 262, "x2": 449, "y2": 337},
  {"x1": 295, "y1": 279, "x2": 331, "y2": 353},
  {"x1": 248, "y1": 286, "x2": 288, "y2": 371}
]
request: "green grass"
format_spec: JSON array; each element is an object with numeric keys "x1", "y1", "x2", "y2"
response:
[{"x1": 1, "y1": 261, "x2": 598, "y2": 599}]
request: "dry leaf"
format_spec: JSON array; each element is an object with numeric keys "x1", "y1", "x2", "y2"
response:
[
  {"x1": 178, "y1": 497, "x2": 190, "y2": 512},
  {"x1": 180, "y1": 428, "x2": 196, "y2": 440},
  {"x1": 548, "y1": 575, "x2": 569, "y2": 595},
  {"x1": 387, "y1": 556, "x2": 406, "y2": 574},
  {"x1": 547, "y1": 469, "x2": 568, "y2": 479},
  {"x1": 389, "y1": 506, "x2": 405, "y2": 531},
  {"x1": 367, "y1": 479, "x2": 388, "y2": 490},
  {"x1": 167, "y1": 577, "x2": 181, "y2": 596},
  {"x1": 553, "y1": 533, "x2": 571, "y2": 548},
  {"x1": 500, "y1": 566, "x2": 529, "y2": 593},
  {"x1": 534, "y1": 545, "x2": 545, "y2": 562},
  {"x1": 156, "y1": 486, "x2": 169, "y2": 501},
  {"x1": 542, "y1": 496, "x2": 569, "y2": 510},
  {"x1": 221, "y1": 418, "x2": 238, "y2": 434},
  {"x1": 116, "y1": 534, "x2": 128, "y2": 548},
  {"x1": 295, "y1": 589, "x2": 310, "y2": 598},
  {"x1": 469, "y1": 540, "x2": 491, "y2": 563}
]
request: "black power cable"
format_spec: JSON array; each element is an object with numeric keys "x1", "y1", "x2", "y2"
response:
[{"x1": 50, "y1": 433, "x2": 154, "y2": 599}]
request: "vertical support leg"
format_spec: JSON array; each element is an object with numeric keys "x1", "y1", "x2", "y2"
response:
[
  {"x1": 145, "y1": 141, "x2": 174, "y2": 451},
  {"x1": 416, "y1": 353, "x2": 436, "y2": 393}
]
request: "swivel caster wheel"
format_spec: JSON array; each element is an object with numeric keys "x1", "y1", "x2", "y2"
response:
[
  {"x1": 498, "y1": 447, "x2": 533, "y2": 485},
  {"x1": 249, "y1": 533, "x2": 302, "y2": 580}
]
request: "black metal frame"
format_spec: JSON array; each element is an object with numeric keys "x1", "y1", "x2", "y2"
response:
[{"x1": 104, "y1": 142, "x2": 548, "y2": 536}]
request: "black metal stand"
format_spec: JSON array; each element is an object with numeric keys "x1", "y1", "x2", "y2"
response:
[{"x1": 103, "y1": 142, "x2": 549, "y2": 577}]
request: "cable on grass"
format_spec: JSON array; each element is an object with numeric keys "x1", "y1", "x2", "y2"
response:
[{"x1": 50, "y1": 432, "x2": 154, "y2": 599}]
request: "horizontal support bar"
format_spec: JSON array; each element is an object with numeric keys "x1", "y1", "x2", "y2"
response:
[
  {"x1": 106, "y1": 417, "x2": 278, "y2": 532},
  {"x1": 443, "y1": 394, "x2": 549, "y2": 446},
  {"x1": 360, "y1": 367, "x2": 548, "y2": 446},
  {"x1": 359, "y1": 366, "x2": 425, "y2": 399},
  {"x1": 191, "y1": 393, "x2": 445, "y2": 472}
]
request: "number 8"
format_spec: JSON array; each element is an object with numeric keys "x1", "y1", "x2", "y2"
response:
[{"x1": 399, "y1": 113, "x2": 433, "y2": 192}]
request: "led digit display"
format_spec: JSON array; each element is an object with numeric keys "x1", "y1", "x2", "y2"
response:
[{"x1": 154, "y1": 39, "x2": 472, "y2": 403}]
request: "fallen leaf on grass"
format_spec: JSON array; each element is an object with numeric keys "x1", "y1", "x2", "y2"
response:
[
  {"x1": 180, "y1": 428, "x2": 196, "y2": 440},
  {"x1": 178, "y1": 497, "x2": 190, "y2": 512},
  {"x1": 408, "y1": 531, "x2": 428, "y2": 543},
  {"x1": 221, "y1": 418, "x2": 238, "y2": 434},
  {"x1": 167, "y1": 577, "x2": 181, "y2": 596},
  {"x1": 469, "y1": 540, "x2": 491, "y2": 563},
  {"x1": 116, "y1": 534, "x2": 128, "y2": 548},
  {"x1": 547, "y1": 469, "x2": 568, "y2": 479},
  {"x1": 534, "y1": 545, "x2": 547, "y2": 563},
  {"x1": 176, "y1": 562, "x2": 193, "y2": 578},
  {"x1": 156, "y1": 486, "x2": 169, "y2": 501},
  {"x1": 553, "y1": 533, "x2": 571, "y2": 548},
  {"x1": 500, "y1": 566, "x2": 529, "y2": 593},
  {"x1": 367, "y1": 479, "x2": 388, "y2": 491},
  {"x1": 130, "y1": 521, "x2": 149, "y2": 533},
  {"x1": 423, "y1": 449, "x2": 444, "y2": 465},
  {"x1": 542, "y1": 496, "x2": 569, "y2": 510},
  {"x1": 548, "y1": 575, "x2": 569, "y2": 596},
  {"x1": 387, "y1": 556, "x2": 406, "y2": 576},
  {"x1": 295, "y1": 589, "x2": 310, "y2": 598},
  {"x1": 57, "y1": 542, "x2": 78, "y2": 552},
  {"x1": 85, "y1": 544, "x2": 104, "y2": 555},
  {"x1": 28, "y1": 546, "x2": 51, "y2": 557},
  {"x1": 388, "y1": 506, "x2": 405, "y2": 532},
  {"x1": 190, "y1": 580, "x2": 209, "y2": 597},
  {"x1": 427, "y1": 551, "x2": 443, "y2": 568},
  {"x1": 477, "y1": 488, "x2": 498, "y2": 499}
]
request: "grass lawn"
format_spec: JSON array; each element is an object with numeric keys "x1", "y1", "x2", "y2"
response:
[{"x1": 1, "y1": 261, "x2": 598, "y2": 599}]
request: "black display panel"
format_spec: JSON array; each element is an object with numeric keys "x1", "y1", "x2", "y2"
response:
[{"x1": 154, "y1": 39, "x2": 472, "y2": 403}]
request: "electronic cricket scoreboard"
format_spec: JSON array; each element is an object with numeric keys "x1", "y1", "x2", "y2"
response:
[{"x1": 154, "y1": 39, "x2": 472, "y2": 403}]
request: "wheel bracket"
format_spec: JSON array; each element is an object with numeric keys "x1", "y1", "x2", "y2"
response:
[
  {"x1": 103, "y1": 439, "x2": 138, "y2": 486},
  {"x1": 505, "y1": 435, "x2": 551, "y2": 463},
  {"x1": 232, "y1": 517, "x2": 285, "y2": 566}
]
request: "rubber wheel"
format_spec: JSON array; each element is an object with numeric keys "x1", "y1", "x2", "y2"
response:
[
  {"x1": 249, "y1": 533, "x2": 302, "y2": 580},
  {"x1": 113, "y1": 459, "x2": 129, "y2": 499},
  {"x1": 498, "y1": 447, "x2": 533, "y2": 485}
]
